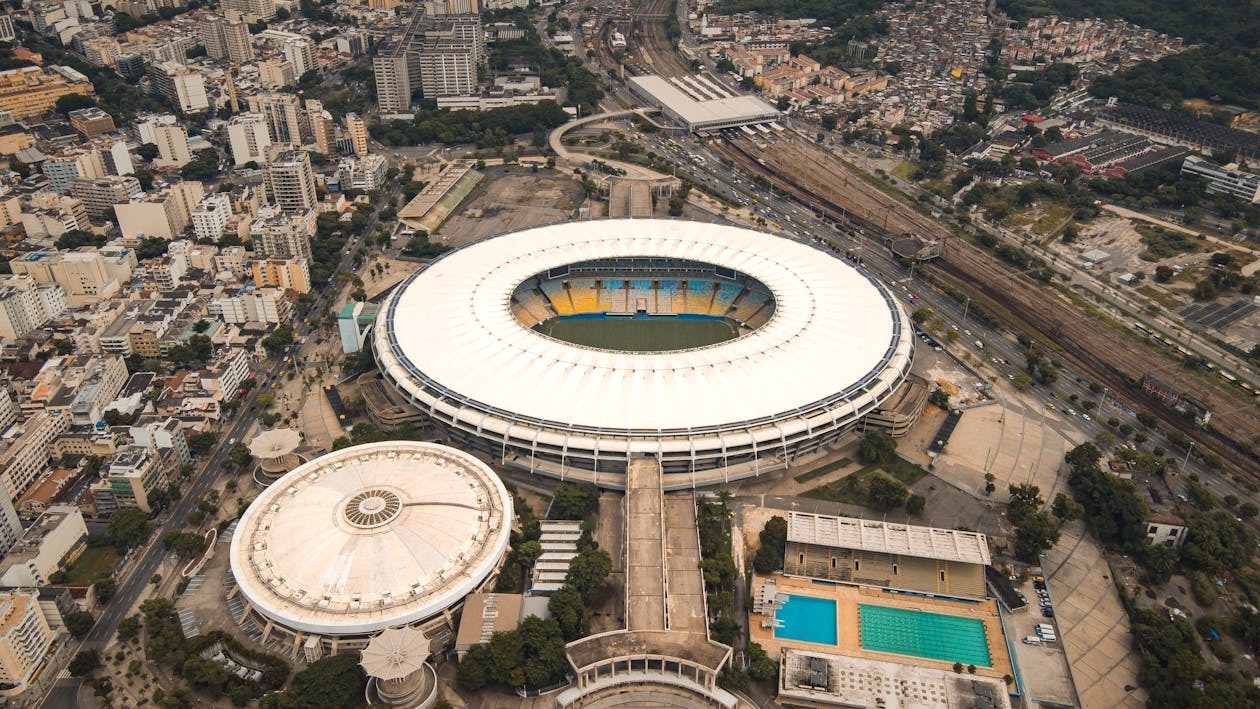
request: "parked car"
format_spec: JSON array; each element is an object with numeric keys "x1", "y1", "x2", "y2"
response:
[{"x1": 1042, "y1": 607, "x2": 1056, "y2": 618}]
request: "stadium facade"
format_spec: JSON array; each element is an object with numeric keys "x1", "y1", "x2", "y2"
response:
[{"x1": 373, "y1": 218, "x2": 916, "y2": 489}]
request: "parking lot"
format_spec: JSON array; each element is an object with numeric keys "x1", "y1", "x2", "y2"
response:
[{"x1": 1002, "y1": 574, "x2": 1077, "y2": 706}]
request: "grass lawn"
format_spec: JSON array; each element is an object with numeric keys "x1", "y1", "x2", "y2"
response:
[
  {"x1": 793, "y1": 457, "x2": 853, "y2": 484},
  {"x1": 803, "y1": 456, "x2": 928, "y2": 507},
  {"x1": 891, "y1": 161, "x2": 918, "y2": 182},
  {"x1": 536, "y1": 316, "x2": 738, "y2": 352},
  {"x1": 1136, "y1": 224, "x2": 1203, "y2": 261},
  {"x1": 61, "y1": 545, "x2": 121, "y2": 585},
  {"x1": 1031, "y1": 203, "x2": 1072, "y2": 237}
]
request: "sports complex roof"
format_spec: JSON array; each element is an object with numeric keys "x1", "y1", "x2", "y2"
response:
[
  {"x1": 787, "y1": 512, "x2": 991, "y2": 566},
  {"x1": 376, "y1": 219, "x2": 904, "y2": 434},
  {"x1": 228, "y1": 441, "x2": 512, "y2": 635}
]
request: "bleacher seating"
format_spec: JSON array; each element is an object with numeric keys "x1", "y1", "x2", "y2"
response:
[
  {"x1": 515, "y1": 290, "x2": 553, "y2": 323},
  {"x1": 517, "y1": 276, "x2": 773, "y2": 321},
  {"x1": 600, "y1": 279, "x2": 627, "y2": 312},
  {"x1": 659, "y1": 280, "x2": 685, "y2": 313},
  {"x1": 731, "y1": 291, "x2": 768, "y2": 323},
  {"x1": 628, "y1": 279, "x2": 655, "y2": 312},
  {"x1": 686, "y1": 280, "x2": 714, "y2": 312},
  {"x1": 710, "y1": 283, "x2": 743, "y2": 316},
  {"x1": 539, "y1": 280, "x2": 575, "y2": 315},
  {"x1": 569, "y1": 278, "x2": 600, "y2": 313}
]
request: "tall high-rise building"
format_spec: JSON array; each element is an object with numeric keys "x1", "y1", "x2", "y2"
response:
[
  {"x1": 373, "y1": 52, "x2": 414, "y2": 114},
  {"x1": 147, "y1": 62, "x2": 209, "y2": 114},
  {"x1": 226, "y1": 112, "x2": 273, "y2": 166},
  {"x1": 346, "y1": 113, "x2": 369, "y2": 156},
  {"x1": 152, "y1": 124, "x2": 193, "y2": 167},
  {"x1": 202, "y1": 15, "x2": 255, "y2": 64},
  {"x1": 307, "y1": 103, "x2": 338, "y2": 158},
  {"x1": 266, "y1": 150, "x2": 317, "y2": 215},
  {"x1": 42, "y1": 149, "x2": 107, "y2": 194},
  {"x1": 0, "y1": 496, "x2": 20, "y2": 552},
  {"x1": 0, "y1": 275, "x2": 66, "y2": 341},
  {"x1": 281, "y1": 37, "x2": 315, "y2": 76},
  {"x1": 247, "y1": 92, "x2": 310, "y2": 146},
  {"x1": 418, "y1": 45, "x2": 477, "y2": 97},
  {"x1": 0, "y1": 590, "x2": 55, "y2": 689},
  {"x1": 221, "y1": 0, "x2": 276, "y2": 21}
]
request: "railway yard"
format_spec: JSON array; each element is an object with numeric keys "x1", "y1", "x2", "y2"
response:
[{"x1": 710, "y1": 134, "x2": 1260, "y2": 478}]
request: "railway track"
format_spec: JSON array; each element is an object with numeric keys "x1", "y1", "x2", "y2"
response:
[
  {"x1": 631, "y1": 0, "x2": 691, "y2": 78},
  {"x1": 713, "y1": 134, "x2": 1260, "y2": 476}
]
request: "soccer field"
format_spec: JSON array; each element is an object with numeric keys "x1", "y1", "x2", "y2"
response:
[{"x1": 536, "y1": 316, "x2": 738, "y2": 352}]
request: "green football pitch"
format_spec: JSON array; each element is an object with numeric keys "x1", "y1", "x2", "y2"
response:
[{"x1": 535, "y1": 317, "x2": 738, "y2": 352}]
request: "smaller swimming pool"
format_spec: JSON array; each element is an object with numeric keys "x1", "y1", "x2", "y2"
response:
[{"x1": 774, "y1": 594, "x2": 838, "y2": 645}]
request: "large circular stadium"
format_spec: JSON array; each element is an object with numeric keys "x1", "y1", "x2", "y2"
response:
[
  {"x1": 373, "y1": 218, "x2": 914, "y2": 488},
  {"x1": 228, "y1": 441, "x2": 512, "y2": 647}
]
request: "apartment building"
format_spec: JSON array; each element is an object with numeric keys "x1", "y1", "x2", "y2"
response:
[
  {"x1": 10, "y1": 251, "x2": 118, "y2": 306},
  {"x1": 252, "y1": 257, "x2": 310, "y2": 293},
  {"x1": 0, "y1": 590, "x2": 56, "y2": 689},
  {"x1": 0, "y1": 411, "x2": 72, "y2": 503},
  {"x1": 67, "y1": 107, "x2": 116, "y2": 137},
  {"x1": 337, "y1": 154, "x2": 388, "y2": 191},
  {"x1": 265, "y1": 150, "x2": 317, "y2": 214},
  {"x1": 42, "y1": 148, "x2": 107, "y2": 194},
  {"x1": 0, "y1": 506, "x2": 87, "y2": 587},
  {"x1": 0, "y1": 275, "x2": 67, "y2": 341},
  {"x1": 202, "y1": 14, "x2": 255, "y2": 64},
  {"x1": 190, "y1": 193, "x2": 232, "y2": 241},
  {"x1": 249, "y1": 205, "x2": 316, "y2": 259},
  {"x1": 69, "y1": 175, "x2": 142, "y2": 220},
  {"x1": 114, "y1": 181, "x2": 205, "y2": 239},
  {"x1": 147, "y1": 62, "x2": 209, "y2": 114},
  {"x1": 151, "y1": 123, "x2": 193, "y2": 168},
  {"x1": 247, "y1": 92, "x2": 309, "y2": 146},
  {"x1": 90, "y1": 444, "x2": 169, "y2": 513},
  {"x1": 226, "y1": 112, "x2": 273, "y2": 166},
  {"x1": 0, "y1": 65, "x2": 95, "y2": 120},
  {"x1": 346, "y1": 113, "x2": 368, "y2": 156}
]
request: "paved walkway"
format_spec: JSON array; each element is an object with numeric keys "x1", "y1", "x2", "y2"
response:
[
  {"x1": 625, "y1": 458, "x2": 666, "y2": 631},
  {"x1": 1042, "y1": 520, "x2": 1147, "y2": 709}
]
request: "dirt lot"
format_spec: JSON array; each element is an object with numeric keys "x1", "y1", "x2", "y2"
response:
[{"x1": 436, "y1": 169, "x2": 585, "y2": 246}]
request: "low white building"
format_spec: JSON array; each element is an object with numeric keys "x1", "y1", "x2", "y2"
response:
[{"x1": 0, "y1": 506, "x2": 88, "y2": 587}]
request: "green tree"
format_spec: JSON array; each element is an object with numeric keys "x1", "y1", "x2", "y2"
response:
[
  {"x1": 1181, "y1": 510, "x2": 1255, "y2": 576},
  {"x1": 117, "y1": 614, "x2": 142, "y2": 643},
  {"x1": 68, "y1": 648, "x2": 101, "y2": 676},
  {"x1": 858, "y1": 429, "x2": 897, "y2": 464},
  {"x1": 549, "y1": 482, "x2": 599, "y2": 520},
  {"x1": 565, "y1": 546, "x2": 612, "y2": 604},
  {"x1": 905, "y1": 493, "x2": 926, "y2": 515},
  {"x1": 1014, "y1": 512, "x2": 1060, "y2": 561},
  {"x1": 1007, "y1": 483, "x2": 1044, "y2": 524},
  {"x1": 457, "y1": 644, "x2": 492, "y2": 690},
  {"x1": 752, "y1": 516, "x2": 788, "y2": 574},
  {"x1": 107, "y1": 508, "x2": 151, "y2": 550},
  {"x1": 547, "y1": 584, "x2": 588, "y2": 641},
  {"x1": 64, "y1": 611, "x2": 95, "y2": 639},
  {"x1": 260, "y1": 653, "x2": 366, "y2": 709},
  {"x1": 187, "y1": 431, "x2": 217, "y2": 457},
  {"x1": 1051, "y1": 492, "x2": 1082, "y2": 522},
  {"x1": 162, "y1": 530, "x2": 205, "y2": 558},
  {"x1": 867, "y1": 476, "x2": 908, "y2": 510}
]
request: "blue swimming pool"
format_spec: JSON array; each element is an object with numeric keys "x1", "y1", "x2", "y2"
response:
[{"x1": 774, "y1": 594, "x2": 838, "y2": 645}]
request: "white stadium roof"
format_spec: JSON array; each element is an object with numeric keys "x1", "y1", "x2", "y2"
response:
[
  {"x1": 228, "y1": 442, "x2": 512, "y2": 635},
  {"x1": 378, "y1": 220, "x2": 901, "y2": 433}
]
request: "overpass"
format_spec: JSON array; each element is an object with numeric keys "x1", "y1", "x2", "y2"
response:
[{"x1": 548, "y1": 108, "x2": 661, "y2": 160}]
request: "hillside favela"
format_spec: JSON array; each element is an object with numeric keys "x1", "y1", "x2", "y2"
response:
[{"x1": 0, "y1": 0, "x2": 1254, "y2": 707}]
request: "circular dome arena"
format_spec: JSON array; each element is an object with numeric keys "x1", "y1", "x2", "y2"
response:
[
  {"x1": 228, "y1": 441, "x2": 512, "y2": 638},
  {"x1": 373, "y1": 218, "x2": 914, "y2": 488}
]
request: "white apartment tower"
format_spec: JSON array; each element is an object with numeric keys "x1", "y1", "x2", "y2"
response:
[{"x1": 227, "y1": 113, "x2": 273, "y2": 166}]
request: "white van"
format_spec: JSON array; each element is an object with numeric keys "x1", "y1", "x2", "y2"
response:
[{"x1": 1021, "y1": 636, "x2": 1042, "y2": 645}]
